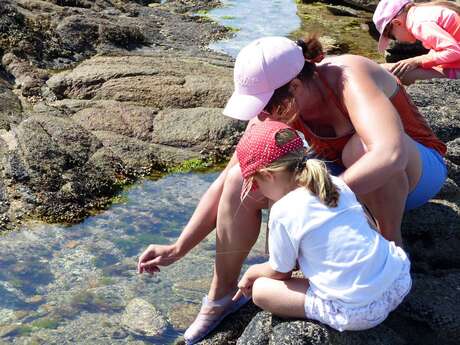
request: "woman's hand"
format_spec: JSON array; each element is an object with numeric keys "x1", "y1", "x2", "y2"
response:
[
  {"x1": 390, "y1": 56, "x2": 424, "y2": 79},
  {"x1": 137, "y1": 244, "x2": 181, "y2": 274}
]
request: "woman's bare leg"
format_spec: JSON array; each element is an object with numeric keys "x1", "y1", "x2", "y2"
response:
[
  {"x1": 342, "y1": 133, "x2": 422, "y2": 246},
  {"x1": 208, "y1": 164, "x2": 268, "y2": 300},
  {"x1": 252, "y1": 277, "x2": 309, "y2": 318},
  {"x1": 358, "y1": 172, "x2": 409, "y2": 246}
]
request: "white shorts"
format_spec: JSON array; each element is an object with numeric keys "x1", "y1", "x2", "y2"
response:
[{"x1": 304, "y1": 257, "x2": 411, "y2": 332}]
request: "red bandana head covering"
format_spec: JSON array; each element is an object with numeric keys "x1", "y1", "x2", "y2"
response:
[{"x1": 236, "y1": 120, "x2": 304, "y2": 199}]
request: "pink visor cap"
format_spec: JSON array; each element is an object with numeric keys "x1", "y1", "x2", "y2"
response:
[
  {"x1": 223, "y1": 37, "x2": 305, "y2": 121},
  {"x1": 373, "y1": 0, "x2": 412, "y2": 53}
]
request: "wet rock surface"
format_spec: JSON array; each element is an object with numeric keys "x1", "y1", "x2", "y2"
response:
[{"x1": 0, "y1": 0, "x2": 242, "y2": 228}]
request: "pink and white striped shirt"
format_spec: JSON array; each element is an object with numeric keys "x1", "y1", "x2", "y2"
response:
[{"x1": 406, "y1": 5, "x2": 460, "y2": 69}]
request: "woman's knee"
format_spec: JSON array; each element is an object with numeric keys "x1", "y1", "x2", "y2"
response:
[
  {"x1": 342, "y1": 134, "x2": 368, "y2": 168},
  {"x1": 222, "y1": 164, "x2": 268, "y2": 211},
  {"x1": 224, "y1": 164, "x2": 244, "y2": 192},
  {"x1": 380, "y1": 63, "x2": 394, "y2": 71}
]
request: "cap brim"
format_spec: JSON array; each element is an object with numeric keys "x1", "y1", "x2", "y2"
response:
[
  {"x1": 378, "y1": 35, "x2": 390, "y2": 54},
  {"x1": 223, "y1": 90, "x2": 274, "y2": 121}
]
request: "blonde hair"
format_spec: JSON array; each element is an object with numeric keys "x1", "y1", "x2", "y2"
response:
[{"x1": 252, "y1": 130, "x2": 340, "y2": 207}]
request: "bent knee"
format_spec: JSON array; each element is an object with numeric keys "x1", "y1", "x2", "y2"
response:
[
  {"x1": 225, "y1": 164, "x2": 244, "y2": 190},
  {"x1": 225, "y1": 163, "x2": 268, "y2": 209},
  {"x1": 342, "y1": 134, "x2": 368, "y2": 168},
  {"x1": 252, "y1": 277, "x2": 273, "y2": 308}
]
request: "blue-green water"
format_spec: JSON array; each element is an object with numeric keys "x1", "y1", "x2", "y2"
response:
[
  {"x1": 207, "y1": 0, "x2": 301, "y2": 57},
  {"x1": 0, "y1": 173, "x2": 269, "y2": 344},
  {"x1": 0, "y1": 1, "x2": 300, "y2": 343}
]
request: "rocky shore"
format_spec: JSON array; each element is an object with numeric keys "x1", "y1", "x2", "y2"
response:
[
  {"x1": 0, "y1": 0, "x2": 459, "y2": 345},
  {"x1": 0, "y1": 0, "x2": 245, "y2": 229}
]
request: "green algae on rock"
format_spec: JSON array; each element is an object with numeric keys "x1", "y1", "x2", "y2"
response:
[{"x1": 290, "y1": 1, "x2": 383, "y2": 62}]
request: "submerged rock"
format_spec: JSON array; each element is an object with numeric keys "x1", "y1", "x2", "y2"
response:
[
  {"x1": 168, "y1": 303, "x2": 200, "y2": 330},
  {"x1": 121, "y1": 298, "x2": 167, "y2": 337}
]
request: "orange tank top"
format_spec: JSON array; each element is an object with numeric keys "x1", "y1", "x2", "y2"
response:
[{"x1": 292, "y1": 75, "x2": 446, "y2": 164}]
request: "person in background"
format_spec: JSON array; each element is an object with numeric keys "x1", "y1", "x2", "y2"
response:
[
  {"x1": 232, "y1": 120, "x2": 411, "y2": 332},
  {"x1": 373, "y1": 0, "x2": 460, "y2": 84}
]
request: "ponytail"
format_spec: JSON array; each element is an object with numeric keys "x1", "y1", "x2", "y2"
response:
[
  {"x1": 257, "y1": 143, "x2": 340, "y2": 208},
  {"x1": 296, "y1": 34, "x2": 325, "y2": 64},
  {"x1": 296, "y1": 158, "x2": 340, "y2": 208}
]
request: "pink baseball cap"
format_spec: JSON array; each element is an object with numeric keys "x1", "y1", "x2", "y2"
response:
[
  {"x1": 373, "y1": 0, "x2": 412, "y2": 53},
  {"x1": 236, "y1": 120, "x2": 304, "y2": 199},
  {"x1": 223, "y1": 37, "x2": 305, "y2": 121}
]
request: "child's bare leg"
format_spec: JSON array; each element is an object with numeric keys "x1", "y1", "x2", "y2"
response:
[
  {"x1": 380, "y1": 63, "x2": 446, "y2": 85},
  {"x1": 399, "y1": 67, "x2": 446, "y2": 85},
  {"x1": 252, "y1": 277, "x2": 309, "y2": 318},
  {"x1": 381, "y1": 62, "x2": 394, "y2": 72},
  {"x1": 208, "y1": 164, "x2": 269, "y2": 300}
]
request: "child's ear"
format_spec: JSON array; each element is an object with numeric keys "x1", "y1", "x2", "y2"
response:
[
  {"x1": 259, "y1": 171, "x2": 274, "y2": 182},
  {"x1": 392, "y1": 18, "x2": 403, "y2": 27}
]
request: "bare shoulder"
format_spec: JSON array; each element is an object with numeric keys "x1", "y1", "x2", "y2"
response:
[{"x1": 320, "y1": 54, "x2": 398, "y2": 97}]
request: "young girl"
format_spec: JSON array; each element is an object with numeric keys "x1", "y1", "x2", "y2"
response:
[
  {"x1": 232, "y1": 120, "x2": 411, "y2": 331},
  {"x1": 373, "y1": 0, "x2": 460, "y2": 84}
]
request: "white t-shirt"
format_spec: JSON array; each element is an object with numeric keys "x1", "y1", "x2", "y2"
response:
[{"x1": 268, "y1": 176, "x2": 406, "y2": 307}]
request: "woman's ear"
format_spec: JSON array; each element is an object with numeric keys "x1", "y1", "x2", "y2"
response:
[{"x1": 289, "y1": 78, "x2": 303, "y2": 95}]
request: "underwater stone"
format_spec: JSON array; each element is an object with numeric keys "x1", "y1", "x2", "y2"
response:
[{"x1": 121, "y1": 298, "x2": 167, "y2": 337}]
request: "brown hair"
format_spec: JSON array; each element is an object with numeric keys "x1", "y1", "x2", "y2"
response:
[
  {"x1": 263, "y1": 34, "x2": 324, "y2": 124},
  {"x1": 255, "y1": 129, "x2": 340, "y2": 208}
]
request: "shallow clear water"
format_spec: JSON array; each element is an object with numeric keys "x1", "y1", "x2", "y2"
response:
[
  {"x1": 207, "y1": 0, "x2": 301, "y2": 57},
  {"x1": 0, "y1": 173, "x2": 269, "y2": 344},
  {"x1": 0, "y1": 1, "x2": 301, "y2": 343}
]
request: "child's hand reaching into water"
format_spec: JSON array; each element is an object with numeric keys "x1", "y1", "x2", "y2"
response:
[{"x1": 137, "y1": 244, "x2": 181, "y2": 274}]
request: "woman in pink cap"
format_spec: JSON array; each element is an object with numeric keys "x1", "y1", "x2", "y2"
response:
[
  {"x1": 373, "y1": 0, "x2": 460, "y2": 84},
  {"x1": 138, "y1": 36, "x2": 446, "y2": 344}
]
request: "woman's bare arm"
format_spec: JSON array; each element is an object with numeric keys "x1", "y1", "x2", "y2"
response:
[{"x1": 338, "y1": 56, "x2": 409, "y2": 195}]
